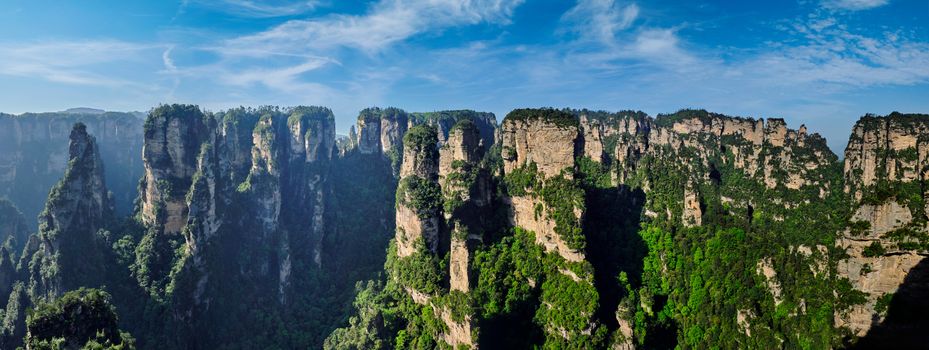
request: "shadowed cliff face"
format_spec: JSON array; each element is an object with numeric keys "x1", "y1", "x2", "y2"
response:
[
  {"x1": 849, "y1": 257, "x2": 929, "y2": 349},
  {"x1": 0, "y1": 199, "x2": 29, "y2": 252}
]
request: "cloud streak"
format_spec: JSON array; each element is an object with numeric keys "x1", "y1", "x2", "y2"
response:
[
  {"x1": 183, "y1": 0, "x2": 322, "y2": 18},
  {"x1": 217, "y1": 0, "x2": 525, "y2": 56},
  {"x1": 821, "y1": 0, "x2": 889, "y2": 11},
  {"x1": 0, "y1": 40, "x2": 164, "y2": 88}
]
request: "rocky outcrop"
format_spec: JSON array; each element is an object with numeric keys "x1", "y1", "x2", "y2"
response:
[
  {"x1": 394, "y1": 125, "x2": 442, "y2": 257},
  {"x1": 411, "y1": 110, "x2": 496, "y2": 151},
  {"x1": 25, "y1": 123, "x2": 112, "y2": 300},
  {"x1": 139, "y1": 105, "x2": 211, "y2": 234},
  {"x1": 502, "y1": 109, "x2": 586, "y2": 263},
  {"x1": 129, "y1": 106, "x2": 338, "y2": 346},
  {"x1": 353, "y1": 108, "x2": 408, "y2": 175},
  {"x1": 355, "y1": 109, "x2": 497, "y2": 177},
  {"x1": 501, "y1": 111, "x2": 578, "y2": 179},
  {"x1": 438, "y1": 306, "x2": 474, "y2": 348},
  {"x1": 440, "y1": 120, "x2": 489, "y2": 293},
  {"x1": 0, "y1": 112, "x2": 142, "y2": 229},
  {"x1": 836, "y1": 112, "x2": 929, "y2": 337}
]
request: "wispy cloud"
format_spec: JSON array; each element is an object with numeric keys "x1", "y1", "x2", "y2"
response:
[
  {"x1": 561, "y1": 0, "x2": 639, "y2": 45},
  {"x1": 0, "y1": 40, "x2": 164, "y2": 88},
  {"x1": 820, "y1": 0, "x2": 889, "y2": 11},
  {"x1": 741, "y1": 13, "x2": 929, "y2": 87},
  {"x1": 182, "y1": 0, "x2": 322, "y2": 18},
  {"x1": 217, "y1": 0, "x2": 524, "y2": 56}
]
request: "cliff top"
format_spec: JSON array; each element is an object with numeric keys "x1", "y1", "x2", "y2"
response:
[
  {"x1": 571, "y1": 108, "x2": 648, "y2": 124},
  {"x1": 403, "y1": 124, "x2": 439, "y2": 151},
  {"x1": 503, "y1": 108, "x2": 579, "y2": 129},
  {"x1": 655, "y1": 109, "x2": 760, "y2": 128},
  {"x1": 358, "y1": 107, "x2": 408, "y2": 122},
  {"x1": 410, "y1": 110, "x2": 496, "y2": 125},
  {"x1": 854, "y1": 112, "x2": 929, "y2": 130}
]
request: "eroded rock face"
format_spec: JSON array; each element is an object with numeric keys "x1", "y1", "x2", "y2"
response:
[
  {"x1": 449, "y1": 237, "x2": 470, "y2": 292},
  {"x1": 395, "y1": 204, "x2": 440, "y2": 257},
  {"x1": 140, "y1": 105, "x2": 210, "y2": 234},
  {"x1": 356, "y1": 116, "x2": 381, "y2": 155},
  {"x1": 509, "y1": 196, "x2": 585, "y2": 262},
  {"x1": 682, "y1": 183, "x2": 702, "y2": 228},
  {"x1": 502, "y1": 110, "x2": 586, "y2": 263},
  {"x1": 836, "y1": 113, "x2": 929, "y2": 337},
  {"x1": 27, "y1": 123, "x2": 112, "y2": 299},
  {"x1": 395, "y1": 125, "x2": 442, "y2": 257},
  {"x1": 438, "y1": 306, "x2": 474, "y2": 348},
  {"x1": 836, "y1": 239, "x2": 923, "y2": 335},
  {"x1": 502, "y1": 117, "x2": 578, "y2": 179}
]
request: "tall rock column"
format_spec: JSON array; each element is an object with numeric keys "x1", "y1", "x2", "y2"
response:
[
  {"x1": 501, "y1": 109, "x2": 598, "y2": 345},
  {"x1": 395, "y1": 125, "x2": 442, "y2": 257},
  {"x1": 437, "y1": 120, "x2": 488, "y2": 348},
  {"x1": 26, "y1": 123, "x2": 112, "y2": 299},
  {"x1": 439, "y1": 120, "x2": 488, "y2": 293},
  {"x1": 501, "y1": 109, "x2": 586, "y2": 262},
  {"x1": 139, "y1": 105, "x2": 210, "y2": 234}
]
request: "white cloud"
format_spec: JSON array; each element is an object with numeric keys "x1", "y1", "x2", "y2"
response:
[
  {"x1": 741, "y1": 16, "x2": 929, "y2": 87},
  {"x1": 561, "y1": 0, "x2": 639, "y2": 45},
  {"x1": 184, "y1": 0, "x2": 322, "y2": 18},
  {"x1": 222, "y1": 58, "x2": 333, "y2": 88},
  {"x1": 162, "y1": 47, "x2": 178, "y2": 72},
  {"x1": 821, "y1": 0, "x2": 889, "y2": 11},
  {"x1": 217, "y1": 0, "x2": 525, "y2": 57},
  {"x1": 0, "y1": 40, "x2": 163, "y2": 87}
]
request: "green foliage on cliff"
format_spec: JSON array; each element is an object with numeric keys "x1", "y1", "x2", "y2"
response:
[
  {"x1": 397, "y1": 176, "x2": 443, "y2": 219},
  {"x1": 358, "y1": 107, "x2": 408, "y2": 123},
  {"x1": 403, "y1": 125, "x2": 439, "y2": 155},
  {"x1": 130, "y1": 229, "x2": 186, "y2": 301},
  {"x1": 504, "y1": 108, "x2": 579, "y2": 129},
  {"x1": 386, "y1": 241, "x2": 446, "y2": 295},
  {"x1": 25, "y1": 288, "x2": 135, "y2": 350},
  {"x1": 503, "y1": 163, "x2": 586, "y2": 251},
  {"x1": 471, "y1": 227, "x2": 604, "y2": 348}
]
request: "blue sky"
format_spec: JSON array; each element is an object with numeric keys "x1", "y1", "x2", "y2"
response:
[{"x1": 1, "y1": 0, "x2": 927, "y2": 152}]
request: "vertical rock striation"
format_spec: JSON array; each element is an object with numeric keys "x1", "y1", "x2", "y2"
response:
[
  {"x1": 394, "y1": 125, "x2": 442, "y2": 257},
  {"x1": 502, "y1": 109, "x2": 586, "y2": 263},
  {"x1": 132, "y1": 105, "x2": 337, "y2": 347},
  {"x1": 836, "y1": 112, "x2": 929, "y2": 339},
  {"x1": 25, "y1": 123, "x2": 112, "y2": 300}
]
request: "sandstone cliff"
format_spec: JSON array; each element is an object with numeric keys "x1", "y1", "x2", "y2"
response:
[
  {"x1": 394, "y1": 125, "x2": 442, "y2": 257},
  {"x1": 837, "y1": 112, "x2": 929, "y2": 339},
  {"x1": 130, "y1": 105, "x2": 337, "y2": 347},
  {"x1": 502, "y1": 109, "x2": 586, "y2": 263}
]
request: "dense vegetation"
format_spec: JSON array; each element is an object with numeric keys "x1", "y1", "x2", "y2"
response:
[{"x1": 25, "y1": 288, "x2": 135, "y2": 350}]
